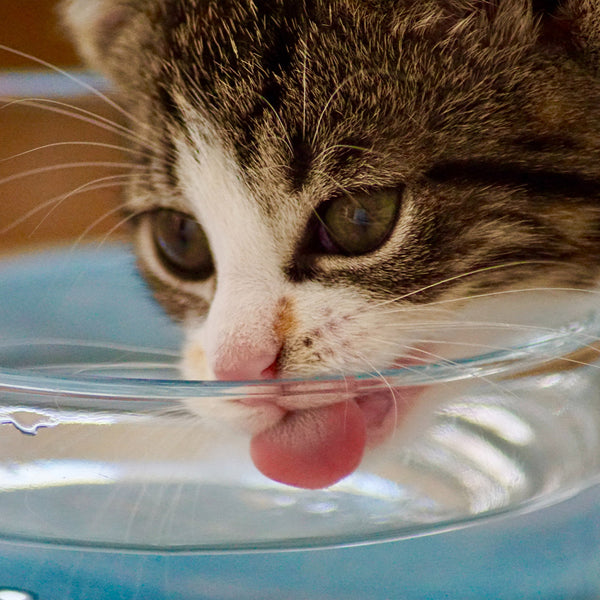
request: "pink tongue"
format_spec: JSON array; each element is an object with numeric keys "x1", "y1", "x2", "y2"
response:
[{"x1": 250, "y1": 401, "x2": 367, "y2": 489}]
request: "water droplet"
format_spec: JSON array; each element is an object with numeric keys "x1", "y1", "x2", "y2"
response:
[
  {"x1": 0, "y1": 590, "x2": 36, "y2": 600},
  {"x1": 0, "y1": 409, "x2": 59, "y2": 435}
]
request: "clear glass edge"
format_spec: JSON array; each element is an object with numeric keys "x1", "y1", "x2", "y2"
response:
[{"x1": 0, "y1": 326, "x2": 596, "y2": 402}]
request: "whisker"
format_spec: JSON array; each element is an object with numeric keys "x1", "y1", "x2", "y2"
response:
[
  {"x1": 1, "y1": 98, "x2": 161, "y2": 152},
  {"x1": 375, "y1": 319, "x2": 600, "y2": 350},
  {"x1": 0, "y1": 161, "x2": 147, "y2": 188},
  {"x1": 86, "y1": 210, "x2": 145, "y2": 251},
  {"x1": 369, "y1": 286, "x2": 600, "y2": 314},
  {"x1": 41, "y1": 361, "x2": 176, "y2": 375},
  {"x1": 388, "y1": 286, "x2": 600, "y2": 313},
  {"x1": 354, "y1": 349, "x2": 399, "y2": 430},
  {"x1": 0, "y1": 44, "x2": 155, "y2": 138},
  {"x1": 74, "y1": 204, "x2": 132, "y2": 246},
  {"x1": 1, "y1": 174, "x2": 133, "y2": 236},
  {"x1": 364, "y1": 262, "x2": 588, "y2": 312},
  {"x1": 30, "y1": 180, "x2": 133, "y2": 238},
  {"x1": 373, "y1": 332, "x2": 600, "y2": 370},
  {"x1": 0, "y1": 337, "x2": 179, "y2": 357},
  {"x1": 366, "y1": 305, "x2": 457, "y2": 320},
  {"x1": 379, "y1": 318, "x2": 600, "y2": 375},
  {"x1": 374, "y1": 341, "x2": 528, "y2": 405},
  {"x1": 377, "y1": 318, "x2": 595, "y2": 334},
  {"x1": 333, "y1": 366, "x2": 353, "y2": 434},
  {"x1": 405, "y1": 336, "x2": 600, "y2": 372},
  {"x1": 0, "y1": 141, "x2": 153, "y2": 164}
]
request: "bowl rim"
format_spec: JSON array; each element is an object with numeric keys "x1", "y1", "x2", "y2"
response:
[{"x1": 1, "y1": 244, "x2": 599, "y2": 403}]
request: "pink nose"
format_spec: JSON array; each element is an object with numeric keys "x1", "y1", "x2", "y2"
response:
[{"x1": 213, "y1": 348, "x2": 279, "y2": 381}]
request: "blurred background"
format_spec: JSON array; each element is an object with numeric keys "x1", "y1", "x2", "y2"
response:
[
  {"x1": 0, "y1": 2, "x2": 79, "y2": 69},
  {"x1": 0, "y1": 0, "x2": 126, "y2": 254}
]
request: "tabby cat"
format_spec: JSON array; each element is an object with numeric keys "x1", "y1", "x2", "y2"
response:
[{"x1": 61, "y1": 0, "x2": 600, "y2": 488}]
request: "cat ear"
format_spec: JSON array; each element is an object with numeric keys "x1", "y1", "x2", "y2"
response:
[
  {"x1": 568, "y1": 0, "x2": 600, "y2": 71},
  {"x1": 533, "y1": 0, "x2": 600, "y2": 69},
  {"x1": 60, "y1": 0, "x2": 139, "y2": 78},
  {"x1": 531, "y1": 0, "x2": 562, "y2": 14}
]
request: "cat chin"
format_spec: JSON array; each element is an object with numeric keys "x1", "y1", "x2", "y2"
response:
[
  {"x1": 238, "y1": 382, "x2": 439, "y2": 489},
  {"x1": 178, "y1": 341, "x2": 446, "y2": 488},
  {"x1": 181, "y1": 373, "x2": 425, "y2": 443}
]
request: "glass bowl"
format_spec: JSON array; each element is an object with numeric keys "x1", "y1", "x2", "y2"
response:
[
  {"x1": 1, "y1": 71, "x2": 600, "y2": 599},
  {"x1": 0, "y1": 245, "x2": 599, "y2": 599}
]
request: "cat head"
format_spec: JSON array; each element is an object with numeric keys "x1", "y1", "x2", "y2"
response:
[{"x1": 62, "y1": 0, "x2": 600, "y2": 417}]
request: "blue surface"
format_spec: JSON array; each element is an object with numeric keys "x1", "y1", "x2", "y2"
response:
[
  {"x1": 0, "y1": 70, "x2": 110, "y2": 99},
  {"x1": 0, "y1": 245, "x2": 180, "y2": 350}
]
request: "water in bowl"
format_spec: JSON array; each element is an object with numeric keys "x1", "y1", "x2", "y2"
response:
[{"x1": 0, "y1": 245, "x2": 599, "y2": 555}]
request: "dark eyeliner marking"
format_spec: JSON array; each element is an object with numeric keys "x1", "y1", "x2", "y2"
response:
[
  {"x1": 513, "y1": 133, "x2": 577, "y2": 153},
  {"x1": 427, "y1": 160, "x2": 600, "y2": 199}
]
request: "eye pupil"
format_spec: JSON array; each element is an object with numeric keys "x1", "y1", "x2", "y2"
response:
[{"x1": 151, "y1": 209, "x2": 214, "y2": 280}]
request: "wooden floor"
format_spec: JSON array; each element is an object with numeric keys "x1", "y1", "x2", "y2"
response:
[
  {"x1": 0, "y1": 0, "x2": 79, "y2": 69},
  {"x1": 0, "y1": 1, "x2": 126, "y2": 254}
]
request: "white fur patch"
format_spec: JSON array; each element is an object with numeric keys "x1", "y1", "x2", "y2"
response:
[{"x1": 173, "y1": 107, "x2": 289, "y2": 379}]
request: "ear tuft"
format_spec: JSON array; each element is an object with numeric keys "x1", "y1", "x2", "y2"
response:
[
  {"x1": 531, "y1": 0, "x2": 600, "y2": 70},
  {"x1": 531, "y1": 0, "x2": 576, "y2": 50},
  {"x1": 60, "y1": 0, "x2": 136, "y2": 74},
  {"x1": 569, "y1": 0, "x2": 600, "y2": 72},
  {"x1": 531, "y1": 0, "x2": 563, "y2": 15}
]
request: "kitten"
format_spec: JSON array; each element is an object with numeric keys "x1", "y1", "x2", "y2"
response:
[{"x1": 61, "y1": 0, "x2": 600, "y2": 488}]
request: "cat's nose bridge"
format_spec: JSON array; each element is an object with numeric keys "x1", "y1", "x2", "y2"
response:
[
  {"x1": 210, "y1": 322, "x2": 282, "y2": 381},
  {"x1": 203, "y1": 290, "x2": 295, "y2": 381},
  {"x1": 212, "y1": 344, "x2": 280, "y2": 381}
]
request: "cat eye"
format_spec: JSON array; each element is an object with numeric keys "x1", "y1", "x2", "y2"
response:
[
  {"x1": 314, "y1": 188, "x2": 402, "y2": 256},
  {"x1": 150, "y1": 209, "x2": 214, "y2": 280}
]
